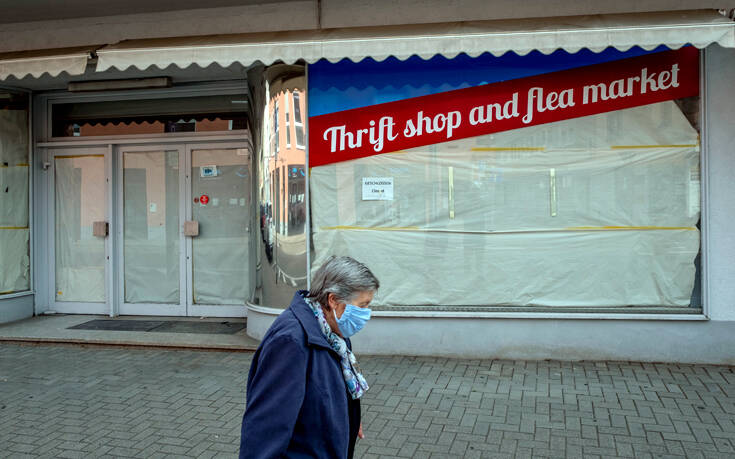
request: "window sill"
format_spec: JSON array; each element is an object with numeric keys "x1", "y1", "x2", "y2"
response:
[
  {"x1": 246, "y1": 303, "x2": 707, "y2": 321},
  {"x1": 0, "y1": 291, "x2": 34, "y2": 300}
]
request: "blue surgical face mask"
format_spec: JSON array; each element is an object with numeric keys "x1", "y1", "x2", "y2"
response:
[{"x1": 334, "y1": 304, "x2": 371, "y2": 338}]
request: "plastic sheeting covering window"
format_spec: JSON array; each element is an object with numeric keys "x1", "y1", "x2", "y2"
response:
[
  {"x1": 191, "y1": 149, "x2": 251, "y2": 305},
  {"x1": 55, "y1": 156, "x2": 106, "y2": 303},
  {"x1": 0, "y1": 95, "x2": 30, "y2": 295},
  {"x1": 123, "y1": 151, "x2": 180, "y2": 304},
  {"x1": 310, "y1": 101, "x2": 701, "y2": 307}
]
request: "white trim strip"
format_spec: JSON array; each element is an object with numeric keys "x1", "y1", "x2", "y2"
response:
[{"x1": 246, "y1": 304, "x2": 707, "y2": 321}]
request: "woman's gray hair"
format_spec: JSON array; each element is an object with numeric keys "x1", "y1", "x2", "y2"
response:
[{"x1": 307, "y1": 256, "x2": 380, "y2": 309}]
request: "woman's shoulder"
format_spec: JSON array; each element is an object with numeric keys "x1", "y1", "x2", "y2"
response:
[{"x1": 261, "y1": 308, "x2": 307, "y2": 346}]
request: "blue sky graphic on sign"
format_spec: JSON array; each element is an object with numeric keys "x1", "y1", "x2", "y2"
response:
[{"x1": 308, "y1": 46, "x2": 669, "y2": 117}]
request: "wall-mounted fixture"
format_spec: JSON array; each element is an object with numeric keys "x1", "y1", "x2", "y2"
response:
[{"x1": 68, "y1": 77, "x2": 172, "y2": 92}]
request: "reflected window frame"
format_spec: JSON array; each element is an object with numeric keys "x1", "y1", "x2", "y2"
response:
[{"x1": 293, "y1": 91, "x2": 305, "y2": 149}]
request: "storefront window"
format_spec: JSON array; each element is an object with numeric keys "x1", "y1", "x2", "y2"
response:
[
  {"x1": 308, "y1": 47, "x2": 702, "y2": 310},
  {"x1": 0, "y1": 91, "x2": 30, "y2": 294}
]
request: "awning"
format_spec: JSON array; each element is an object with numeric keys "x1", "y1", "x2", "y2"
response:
[
  {"x1": 96, "y1": 10, "x2": 735, "y2": 72},
  {"x1": 0, "y1": 46, "x2": 96, "y2": 80}
]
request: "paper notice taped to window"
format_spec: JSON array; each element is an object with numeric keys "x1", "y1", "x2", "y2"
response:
[
  {"x1": 689, "y1": 163, "x2": 700, "y2": 218},
  {"x1": 362, "y1": 177, "x2": 394, "y2": 201}
]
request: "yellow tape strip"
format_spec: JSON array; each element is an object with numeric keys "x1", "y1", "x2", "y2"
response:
[
  {"x1": 0, "y1": 290, "x2": 16, "y2": 295},
  {"x1": 320, "y1": 225, "x2": 696, "y2": 233},
  {"x1": 610, "y1": 144, "x2": 698, "y2": 149},
  {"x1": 320, "y1": 225, "x2": 420, "y2": 231},
  {"x1": 471, "y1": 147, "x2": 545, "y2": 151},
  {"x1": 564, "y1": 226, "x2": 697, "y2": 231},
  {"x1": 0, "y1": 226, "x2": 29, "y2": 230}
]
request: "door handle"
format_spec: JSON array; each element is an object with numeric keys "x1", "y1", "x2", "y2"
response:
[
  {"x1": 184, "y1": 220, "x2": 199, "y2": 237},
  {"x1": 93, "y1": 221, "x2": 109, "y2": 238}
]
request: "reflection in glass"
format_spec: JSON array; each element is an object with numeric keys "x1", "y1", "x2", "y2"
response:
[
  {"x1": 55, "y1": 156, "x2": 106, "y2": 302},
  {"x1": 51, "y1": 95, "x2": 248, "y2": 137},
  {"x1": 123, "y1": 150, "x2": 180, "y2": 303},
  {"x1": 255, "y1": 70, "x2": 308, "y2": 307},
  {"x1": 191, "y1": 148, "x2": 251, "y2": 304}
]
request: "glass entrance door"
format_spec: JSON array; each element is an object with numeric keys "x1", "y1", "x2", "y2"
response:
[
  {"x1": 118, "y1": 143, "x2": 251, "y2": 316},
  {"x1": 51, "y1": 149, "x2": 110, "y2": 314},
  {"x1": 119, "y1": 147, "x2": 185, "y2": 315},
  {"x1": 187, "y1": 147, "x2": 252, "y2": 317}
]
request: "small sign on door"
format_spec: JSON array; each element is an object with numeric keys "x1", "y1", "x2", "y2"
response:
[
  {"x1": 200, "y1": 165, "x2": 218, "y2": 178},
  {"x1": 362, "y1": 177, "x2": 394, "y2": 201}
]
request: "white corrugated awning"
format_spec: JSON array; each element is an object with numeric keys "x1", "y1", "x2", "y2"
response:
[
  {"x1": 96, "y1": 10, "x2": 735, "y2": 71},
  {"x1": 0, "y1": 46, "x2": 96, "y2": 80}
]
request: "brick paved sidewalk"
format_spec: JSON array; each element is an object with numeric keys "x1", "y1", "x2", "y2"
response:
[{"x1": 1, "y1": 343, "x2": 734, "y2": 458}]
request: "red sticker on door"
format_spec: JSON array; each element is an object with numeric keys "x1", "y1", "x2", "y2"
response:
[{"x1": 200, "y1": 195, "x2": 209, "y2": 205}]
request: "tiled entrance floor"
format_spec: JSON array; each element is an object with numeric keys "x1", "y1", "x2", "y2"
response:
[{"x1": 0, "y1": 314, "x2": 259, "y2": 351}]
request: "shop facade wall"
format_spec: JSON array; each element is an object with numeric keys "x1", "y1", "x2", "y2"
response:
[
  {"x1": 0, "y1": 1, "x2": 730, "y2": 53},
  {"x1": 321, "y1": 0, "x2": 735, "y2": 28},
  {"x1": 349, "y1": 318, "x2": 735, "y2": 363},
  {"x1": 248, "y1": 44, "x2": 735, "y2": 364},
  {"x1": 703, "y1": 44, "x2": 735, "y2": 321},
  {"x1": 0, "y1": 295, "x2": 33, "y2": 324}
]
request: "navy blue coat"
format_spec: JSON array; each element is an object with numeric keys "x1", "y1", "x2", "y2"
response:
[{"x1": 239, "y1": 291, "x2": 360, "y2": 459}]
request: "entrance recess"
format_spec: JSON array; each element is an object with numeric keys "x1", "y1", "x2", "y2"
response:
[
  {"x1": 118, "y1": 143, "x2": 252, "y2": 317},
  {"x1": 48, "y1": 141, "x2": 251, "y2": 317}
]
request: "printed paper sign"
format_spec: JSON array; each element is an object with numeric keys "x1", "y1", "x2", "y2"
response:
[
  {"x1": 362, "y1": 177, "x2": 394, "y2": 201},
  {"x1": 309, "y1": 47, "x2": 699, "y2": 167}
]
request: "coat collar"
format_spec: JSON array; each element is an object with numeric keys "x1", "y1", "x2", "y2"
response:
[{"x1": 289, "y1": 290, "x2": 335, "y2": 352}]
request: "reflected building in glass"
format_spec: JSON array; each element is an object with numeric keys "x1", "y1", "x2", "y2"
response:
[{"x1": 251, "y1": 65, "x2": 308, "y2": 308}]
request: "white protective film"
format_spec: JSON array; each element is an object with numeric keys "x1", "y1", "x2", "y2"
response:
[
  {"x1": 191, "y1": 149, "x2": 250, "y2": 305},
  {"x1": 55, "y1": 156, "x2": 106, "y2": 302},
  {"x1": 311, "y1": 101, "x2": 701, "y2": 307},
  {"x1": 0, "y1": 229, "x2": 29, "y2": 293},
  {"x1": 0, "y1": 105, "x2": 29, "y2": 294},
  {"x1": 0, "y1": 165, "x2": 29, "y2": 226},
  {"x1": 0, "y1": 109, "x2": 28, "y2": 165},
  {"x1": 123, "y1": 151, "x2": 180, "y2": 304}
]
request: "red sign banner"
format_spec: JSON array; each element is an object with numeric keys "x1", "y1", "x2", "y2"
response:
[{"x1": 309, "y1": 47, "x2": 699, "y2": 167}]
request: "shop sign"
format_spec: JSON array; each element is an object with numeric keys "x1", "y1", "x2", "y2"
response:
[{"x1": 309, "y1": 47, "x2": 699, "y2": 167}]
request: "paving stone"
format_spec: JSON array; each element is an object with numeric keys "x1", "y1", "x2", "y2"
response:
[{"x1": 2, "y1": 343, "x2": 735, "y2": 458}]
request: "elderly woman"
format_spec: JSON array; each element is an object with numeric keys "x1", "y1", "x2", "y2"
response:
[{"x1": 239, "y1": 256, "x2": 380, "y2": 459}]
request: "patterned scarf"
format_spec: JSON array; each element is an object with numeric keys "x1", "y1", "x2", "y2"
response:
[{"x1": 304, "y1": 296, "x2": 369, "y2": 400}]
